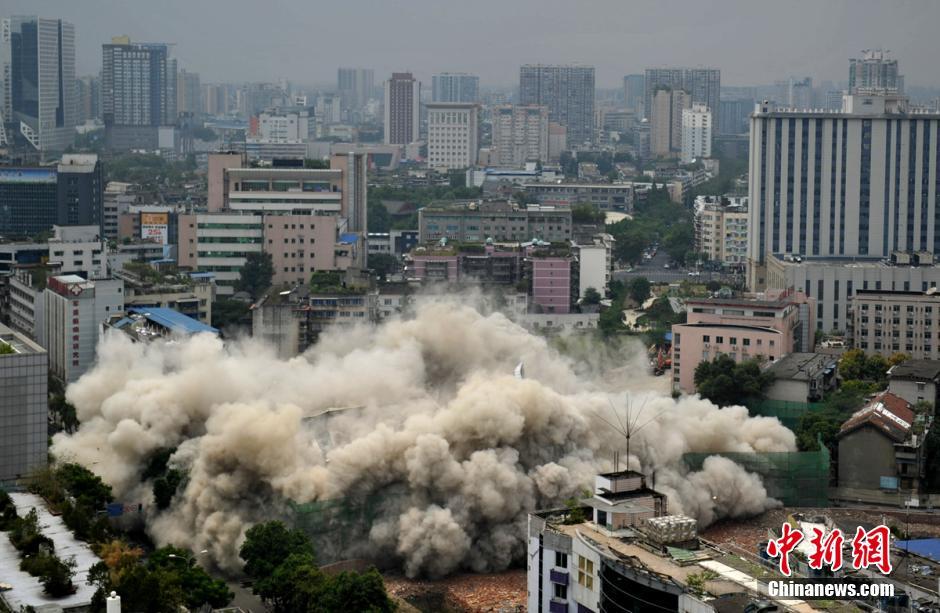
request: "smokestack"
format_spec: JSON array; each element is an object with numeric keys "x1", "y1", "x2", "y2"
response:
[{"x1": 106, "y1": 591, "x2": 121, "y2": 613}]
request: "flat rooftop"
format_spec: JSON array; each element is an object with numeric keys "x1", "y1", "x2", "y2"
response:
[
  {"x1": 765, "y1": 352, "x2": 836, "y2": 381},
  {"x1": 0, "y1": 323, "x2": 44, "y2": 355},
  {"x1": 888, "y1": 359, "x2": 940, "y2": 381}
]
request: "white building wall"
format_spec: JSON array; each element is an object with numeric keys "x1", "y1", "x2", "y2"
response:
[
  {"x1": 426, "y1": 103, "x2": 479, "y2": 171},
  {"x1": 681, "y1": 104, "x2": 712, "y2": 163},
  {"x1": 578, "y1": 245, "x2": 608, "y2": 298}
]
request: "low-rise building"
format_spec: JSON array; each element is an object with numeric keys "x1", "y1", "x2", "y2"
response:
[
  {"x1": 104, "y1": 307, "x2": 218, "y2": 342},
  {"x1": 764, "y1": 352, "x2": 838, "y2": 403},
  {"x1": 418, "y1": 200, "x2": 572, "y2": 243},
  {"x1": 693, "y1": 196, "x2": 748, "y2": 269},
  {"x1": 576, "y1": 234, "x2": 613, "y2": 299},
  {"x1": 407, "y1": 243, "x2": 524, "y2": 285},
  {"x1": 523, "y1": 182, "x2": 635, "y2": 212},
  {"x1": 671, "y1": 289, "x2": 815, "y2": 394},
  {"x1": 366, "y1": 230, "x2": 419, "y2": 259},
  {"x1": 0, "y1": 323, "x2": 48, "y2": 485},
  {"x1": 114, "y1": 265, "x2": 214, "y2": 324},
  {"x1": 888, "y1": 359, "x2": 940, "y2": 408},
  {"x1": 850, "y1": 288, "x2": 940, "y2": 359}
]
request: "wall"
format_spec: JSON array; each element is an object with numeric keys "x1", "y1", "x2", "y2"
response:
[
  {"x1": 0, "y1": 326, "x2": 48, "y2": 484},
  {"x1": 838, "y1": 426, "x2": 897, "y2": 489},
  {"x1": 765, "y1": 379, "x2": 812, "y2": 404},
  {"x1": 888, "y1": 379, "x2": 938, "y2": 408}
]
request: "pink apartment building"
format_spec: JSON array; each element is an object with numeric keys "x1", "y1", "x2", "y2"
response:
[
  {"x1": 529, "y1": 256, "x2": 575, "y2": 314},
  {"x1": 671, "y1": 289, "x2": 814, "y2": 394}
]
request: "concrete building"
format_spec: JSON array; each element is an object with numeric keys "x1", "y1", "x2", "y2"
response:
[
  {"x1": 622, "y1": 74, "x2": 645, "y2": 113},
  {"x1": 548, "y1": 122, "x2": 567, "y2": 162},
  {"x1": 718, "y1": 98, "x2": 753, "y2": 136},
  {"x1": 44, "y1": 274, "x2": 124, "y2": 383},
  {"x1": 1, "y1": 17, "x2": 76, "y2": 155},
  {"x1": 850, "y1": 50, "x2": 901, "y2": 93},
  {"x1": 523, "y1": 182, "x2": 634, "y2": 212},
  {"x1": 103, "y1": 182, "x2": 141, "y2": 240},
  {"x1": 75, "y1": 75, "x2": 101, "y2": 125},
  {"x1": 407, "y1": 243, "x2": 524, "y2": 285},
  {"x1": 426, "y1": 102, "x2": 479, "y2": 171},
  {"x1": 764, "y1": 352, "x2": 838, "y2": 403},
  {"x1": 850, "y1": 289, "x2": 940, "y2": 359},
  {"x1": 649, "y1": 88, "x2": 690, "y2": 157},
  {"x1": 337, "y1": 68, "x2": 374, "y2": 111},
  {"x1": 519, "y1": 64, "x2": 595, "y2": 145},
  {"x1": 366, "y1": 229, "x2": 419, "y2": 259},
  {"x1": 746, "y1": 93, "x2": 940, "y2": 291},
  {"x1": 418, "y1": 201, "x2": 572, "y2": 243},
  {"x1": 491, "y1": 105, "x2": 549, "y2": 167},
  {"x1": 671, "y1": 290, "x2": 815, "y2": 394},
  {"x1": 383, "y1": 72, "x2": 420, "y2": 145},
  {"x1": 528, "y1": 247, "x2": 577, "y2": 314},
  {"x1": 0, "y1": 323, "x2": 47, "y2": 485},
  {"x1": 576, "y1": 234, "x2": 613, "y2": 299},
  {"x1": 431, "y1": 73, "x2": 479, "y2": 103},
  {"x1": 254, "y1": 110, "x2": 312, "y2": 142},
  {"x1": 644, "y1": 67, "x2": 720, "y2": 133},
  {"x1": 114, "y1": 266, "x2": 214, "y2": 324},
  {"x1": 693, "y1": 195, "x2": 748, "y2": 268},
  {"x1": 680, "y1": 103, "x2": 712, "y2": 163},
  {"x1": 105, "y1": 306, "x2": 218, "y2": 343},
  {"x1": 177, "y1": 69, "x2": 201, "y2": 115},
  {"x1": 7, "y1": 268, "x2": 48, "y2": 345},
  {"x1": 888, "y1": 359, "x2": 940, "y2": 407}
]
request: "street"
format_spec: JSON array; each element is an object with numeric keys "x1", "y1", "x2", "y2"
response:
[{"x1": 613, "y1": 249, "x2": 722, "y2": 284}]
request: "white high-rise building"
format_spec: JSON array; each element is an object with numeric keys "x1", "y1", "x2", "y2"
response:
[
  {"x1": 426, "y1": 102, "x2": 479, "y2": 171},
  {"x1": 491, "y1": 105, "x2": 549, "y2": 167},
  {"x1": 431, "y1": 73, "x2": 479, "y2": 103},
  {"x1": 681, "y1": 104, "x2": 712, "y2": 163}
]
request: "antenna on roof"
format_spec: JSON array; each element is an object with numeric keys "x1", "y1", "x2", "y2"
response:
[{"x1": 591, "y1": 393, "x2": 662, "y2": 472}]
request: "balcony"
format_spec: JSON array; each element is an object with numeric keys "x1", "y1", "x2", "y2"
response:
[
  {"x1": 549, "y1": 600, "x2": 567, "y2": 613},
  {"x1": 550, "y1": 569, "x2": 569, "y2": 585}
]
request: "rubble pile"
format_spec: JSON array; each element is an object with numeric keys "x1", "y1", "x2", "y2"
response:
[{"x1": 384, "y1": 569, "x2": 526, "y2": 613}]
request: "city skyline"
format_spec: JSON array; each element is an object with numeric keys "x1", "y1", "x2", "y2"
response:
[{"x1": 5, "y1": 0, "x2": 940, "y2": 89}]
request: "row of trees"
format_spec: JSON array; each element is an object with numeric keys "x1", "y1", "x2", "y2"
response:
[
  {"x1": 606, "y1": 186, "x2": 695, "y2": 266},
  {"x1": 1, "y1": 490, "x2": 77, "y2": 597}
]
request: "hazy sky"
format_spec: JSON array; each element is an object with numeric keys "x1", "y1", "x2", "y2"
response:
[{"x1": 9, "y1": 0, "x2": 940, "y2": 89}]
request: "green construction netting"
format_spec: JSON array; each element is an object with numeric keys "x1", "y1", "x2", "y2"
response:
[{"x1": 748, "y1": 399, "x2": 827, "y2": 431}]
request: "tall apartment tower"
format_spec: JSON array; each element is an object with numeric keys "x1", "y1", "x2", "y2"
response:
[
  {"x1": 623, "y1": 74, "x2": 646, "y2": 113},
  {"x1": 681, "y1": 104, "x2": 712, "y2": 163},
  {"x1": 746, "y1": 93, "x2": 940, "y2": 289},
  {"x1": 177, "y1": 69, "x2": 201, "y2": 115},
  {"x1": 849, "y1": 50, "x2": 901, "y2": 93},
  {"x1": 644, "y1": 67, "x2": 720, "y2": 133},
  {"x1": 0, "y1": 323, "x2": 48, "y2": 485},
  {"x1": 0, "y1": 16, "x2": 76, "y2": 155},
  {"x1": 491, "y1": 105, "x2": 549, "y2": 166},
  {"x1": 431, "y1": 73, "x2": 479, "y2": 103},
  {"x1": 426, "y1": 102, "x2": 479, "y2": 171},
  {"x1": 519, "y1": 64, "x2": 595, "y2": 146},
  {"x1": 337, "y1": 68, "x2": 374, "y2": 110},
  {"x1": 649, "y1": 88, "x2": 690, "y2": 157},
  {"x1": 383, "y1": 72, "x2": 420, "y2": 145}
]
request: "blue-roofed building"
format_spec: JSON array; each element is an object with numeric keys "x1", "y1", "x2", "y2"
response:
[
  {"x1": 896, "y1": 539, "x2": 940, "y2": 562},
  {"x1": 105, "y1": 307, "x2": 218, "y2": 343}
]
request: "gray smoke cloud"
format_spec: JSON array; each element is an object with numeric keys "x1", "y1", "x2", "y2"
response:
[{"x1": 51, "y1": 296, "x2": 794, "y2": 577}]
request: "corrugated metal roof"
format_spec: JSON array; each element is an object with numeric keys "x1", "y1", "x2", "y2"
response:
[{"x1": 127, "y1": 307, "x2": 218, "y2": 335}]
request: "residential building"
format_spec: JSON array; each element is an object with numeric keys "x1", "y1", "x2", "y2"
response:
[
  {"x1": 366, "y1": 230, "x2": 418, "y2": 259},
  {"x1": 425, "y1": 103, "x2": 479, "y2": 171},
  {"x1": 649, "y1": 88, "x2": 690, "y2": 157},
  {"x1": 764, "y1": 352, "x2": 838, "y2": 403},
  {"x1": 888, "y1": 359, "x2": 940, "y2": 407},
  {"x1": 1, "y1": 16, "x2": 76, "y2": 155},
  {"x1": 718, "y1": 98, "x2": 753, "y2": 136},
  {"x1": 837, "y1": 391, "x2": 929, "y2": 494},
  {"x1": 314, "y1": 94, "x2": 342, "y2": 128},
  {"x1": 337, "y1": 68, "x2": 374, "y2": 111},
  {"x1": 747, "y1": 92, "x2": 940, "y2": 294},
  {"x1": 7, "y1": 268, "x2": 49, "y2": 345},
  {"x1": 491, "y1": 105, "x2": 549, "y2": 167},
  {"x1": 407, "y1": 243, "x2": 524, "y2": 285},
  {"x1": 576, "y1": 234, "x2": 613, "y2": 299},
  {"x1": 644, "y1": 67, "x2": 721, "y2": 133},
  {"x1": 519, "y1": 64, "x2": 595, "y2": 145},
  {"x1": 44, "y1": 274, "x2": 124, "y2": 383},
  {"x1": 75, "y1": 75, "x2": 101, "y2": 124},
  {"x1": 680, "y1": 103, "x2": 712, "y2": 163},
  {"x1": 103, "y1": 182, "x2": 141, "y2": 240},
  {"x1": 101, "y1": 36, "x2": 177, "y2": 149},
  {"x1": 671, "y1": 290, "x2": 815, "y2": 394},
  {"x1": 114, "y1": 265, "x2": 214, "y2": 324},
  {"x1": 693, "y1": 195, "x2": 748, "y2": 268},
  {"x1": 104, "y1": 307, "x2": 218, "y2": 343},
  {"x1": 523, "y1": 182, "x2": 634, "y2": 212},
  {"x1": 547, "y1": 122, "x2": 567, "y2": 161},
  {"x1": 0, "y1": 323, "x2": 47, "y2": 485},
  {"x1": 431, "y1": 73, "x2": 479, "y2": 103},
  {"x1": 254, "y1": 110, "x2": 312, "y2": 142},
  {"x1": 418, "y1": 200, "x2": 572, "y2": 243},
  {"x1": 527, "y1": 245, "x2": 577, "y2": 314},
  {"x1": 383, "y1": 72, "x2": 420, "y2": 145},
  {"x1": 850, "y1": 50, "x2": 901, "y2": 93},
  {"x1": 622, "y1": 74, "x2": 645, "y2": 113},
  {"x1": 177, "y1": 69, "x2": 201, "y2": 115},
  {"x1": 850, "y1": 289, "x2": 940, "y2": 359}
]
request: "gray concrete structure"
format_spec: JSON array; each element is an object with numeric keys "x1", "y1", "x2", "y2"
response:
[
  {"x1": 0, "y1": 323, "x2": 47, "y2": 485},
  {"x1": 764, "y1": 352, "x2": 837, "y2": 403},
  {"x1": 418, "y1": 200, "x2": 572, "y2": 243},
  {"x1": 888, "y1": 359, "x2": 940, "y2": 408}
]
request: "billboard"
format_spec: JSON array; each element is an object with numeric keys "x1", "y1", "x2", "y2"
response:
[{"x1": 141, "y1": 212, "x2": 169, "y2": 245}]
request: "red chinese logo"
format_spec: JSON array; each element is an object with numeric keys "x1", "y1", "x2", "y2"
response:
[
  {"x1": 766, "y1": 523, "x2": 804, "y2": 576},
  {"x1": 808, "y1": 526, "x2": 844, "y2": 571},
  {"x1": 766, "y1": 523, "x2": 893, "y2": 576},
  {"x1": 851, "y1": 525, "x2": 893, "y2": 575}
]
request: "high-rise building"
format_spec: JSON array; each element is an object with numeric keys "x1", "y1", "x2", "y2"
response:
[
  {"x1": 490, "y1": 105, "x2": 549, "y2": 167},
  {"x1": 519, "y1": 64, "x2": 595, "y2": 146},
  {"x1": 101, "y1": 36, "x2": 177, "y2": 148},
  {"x1": 644, "y1": 67, "x2": 720, "y2": 132},
  {"x1": 337, "y1": 68, "x2": 374, "y2": 110},
  {"x1": 623, "y1": 74, "x2": 645, "y2": 113},
  {"x1": 0, "y1": 323, "x2": 48, "y2": 485},
  {"x1": 426, "y1": 102, "x2": 479, "y2": 170},
  {"x1": 788, "y1": 77, "x2": 814, "y2": 109},
  {"x1": 57, "y1": 154, "x2": 103, "y2": 233},
  {"x1": 0, "y1": 16, "x2": 76, "y2": 155},
  {"x1": 681, "y1": 104, "x2": 712, "y2": 163},
  {"x1": 383, "y1": 72, "x2": 420, "y2": 145},
  {"x1": 75, "y1": 76, "x2": 100, "y2": 124},
  {"x1": 177, "y1": 69, "x2": 201, "y2": 115},
  {"x1": 431, "y1": 73, "x2": 479, "y2": 103},
  {"x1": 718, "y1": 98, "x2": 752, "y2": 135},
  {"x1": 850, "y1": 50, "x2": 901, "y2": 93},
  {"x1": 693, "y1": 195, "x2": 748, "y2": 268},
  {"x1": 747, "y1": 93, "x2": 940, "y2": 293},
  {"x1": 649, "y1": 88, "x2": 689, "y2": 157}
]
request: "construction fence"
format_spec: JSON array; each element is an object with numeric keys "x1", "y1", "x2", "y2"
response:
[{"x1": 747, "y1": 399, "x2": 827, "y2": 431}]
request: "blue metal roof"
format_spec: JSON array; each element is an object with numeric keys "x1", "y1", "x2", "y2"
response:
[
  {"x1": 896, "y1": 539, "x2": 940, "y2": 561},
  {"x1": 127, "y1": 307, "x2": 218, "y2": 335},
  {"x1": 339, "y1": 232, "x2": 359, "y2": 244}
]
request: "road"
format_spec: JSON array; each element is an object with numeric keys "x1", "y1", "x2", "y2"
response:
[{"x1": 613, "y1": 249, "x2": 740, "y2": 285}]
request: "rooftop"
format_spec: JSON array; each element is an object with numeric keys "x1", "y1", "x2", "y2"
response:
[
  {"x1": 0, "y1": 323, "x2": 44, "y2": 356},
  {"x1": 888, "y1": 359, "x2": 940, "y2": 382},
  {"x1": 839, "y1": 391, "x2": 915, "y2": 443},
  {"x1": 110, "y1": 308, "x2": 218, "y2": 340},
  {"x1": 765, "y1": 352, "x2": 836, "y2": 381}
]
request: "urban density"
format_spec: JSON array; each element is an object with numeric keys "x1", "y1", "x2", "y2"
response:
[{"x1": 1, "y1": 2, "x2": 940, "y2": 612}]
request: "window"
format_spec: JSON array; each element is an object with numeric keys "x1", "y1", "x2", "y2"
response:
[
  {"x1": 553, "y1": 584, "x2": 567, "y2": 600},
  {"x1": 703, "y1": 335, "x2": 710, "y2": 343},
  {"x1": 743, "y1": 338, "x2": 751, "y2": 346},
  {"x1": 730, "y1": 337, "x2": 738, "y2": 345},
  {"x1": 554, "y1": 551, "x2": 567, "y2": 568},
  {"x1": 716, "y1": 336, "x2": 724, "y2": 344},
  {"x1": 578, "y1": 556, "x2": 594, "y2": 590}
]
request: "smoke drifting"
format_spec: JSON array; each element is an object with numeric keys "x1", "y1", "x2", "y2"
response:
[{"x1": 51, "y1": 296, "x2": 795, "y2": 577}]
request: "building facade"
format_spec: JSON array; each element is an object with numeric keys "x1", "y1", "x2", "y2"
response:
[
  {"x1": 681, "y1": 103, "x2": 712, "y2": 163},
  {"x1": 519, "y1": 64, "x2": 595, "y2": 145},
  {"x1": 337, "y1": 68, "x2": 374, "y2": 111},
  {"x1": 622, "y1": 74, "x2": 645, "y2": 113},
  {"x1": 693, "y1": 195, "x2": 748, "y2": 268},
  {"x1": 649, "y1": 88, "x2": 690, "y2": 157},
  {"x1": 426, "y1": 102, "x2": 479, "y2": 171},
  {"x1": 0, "y1": 323, "x2": 47, "y2": 485},
  {"x1": 491, "y1": 105, "x2": 549, "y2": 167},
  {"x1": 418, "y1": 201, "x2": 572, "y2": 243},
  {"x1": 383, "y1": 72, "x2": 420, "y2": 145},
  {"x1": 523, "y1": 182, "x2": 634, "y2": 212},
  {"x1": 431, "y1": 73, "x2": 479, "y2": 103},
  {"x1": 849, "y1": 50, "x2": 901, "y2": 93},
  {"x1": 644, "y1": 67, "x2": 720, "y2": 133},
  {"x1": 850, "y1": 289, "x2": 940, "y2": 360}
]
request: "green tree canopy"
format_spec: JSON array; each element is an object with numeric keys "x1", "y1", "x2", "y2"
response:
[
  {"x1": 693, "y1": 354, "x2": 773, "y2": 408},
  {"x1": 236, "y1": 252, "x2": 275, "y2": 300},
  {"x1": 582, "y1": 287, "x2": 602, "y2": 305},
  {"x1": 239, "y1": 521, "x2": 316, "y2": 581},
  {"x1": 628, "y1": 277, "x2": 652, "y2": 304}
]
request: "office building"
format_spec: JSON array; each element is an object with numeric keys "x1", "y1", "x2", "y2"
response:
[
  {"x1": 850, "y1": 50, "x2": 901, "y2": 93},
  {"x1": 649, "y1": 88, "x2": 689, "y2": 157},
  {"x1": 44, "y1": 274, "x2": 124, "y2": 383},
  {"x1": 426, "y1": 102, "x2": 479, "y2": 171},
  {"x1": 101, "y1": 36, "x2": 177, "y2": 149},
  {"x1": 788, "y1": 77, "x2": 814, "y2": 109},
  {"x1": 57, "y1": 154, "x2": 103, "y2": 233},
  {"x1": 718, "y1": 98, "x2": 752, "y2": 136},
  {"x1": 523, "y1": 182, "x2": 634, "y2": 212},
  {"x1": 337, "y1": 68, "x2": 374, "y2": 110},
  {"x1": 177, "y1": 69, "x2": 201, "y2": 115},
  {"x1": 693, "y1": 195, "x2": 748, "y2": 268},
  {"x1": 622, "y1": 74, "x2": 645, "y2": 112},
  {"x1": 75, "y1": 75, "x2": 101, "y2": 124},
  {"x1": 0, "y1": 16, "x2": 76, "y2": 155},
  {"x1": 383, "y1": 72, "x2": 420, "y2": 145},
  {"x1": 418, "y1": 201, "x2": 572, "y2": 243},
  {"x1": 0, "y1": 323, "x2": 47, "y2": 485},
  {"x1": 548, "y1": 122, "x2": 567, "y2": 161},
  {"x1": 680, "y1": 103, "x2": 712, "y2": 163},
  {"x1": 431, "y1": 73, "x2": 479, "y2": 103},
  {"x1": 253, "y1": 110, "x2": 312, "y2": 142},
  {"x1": 850, "y1": 289, "x2": 940, "y2": 360},
  {"x1": 102, "y1": 181, "x2": 140, "y2": 240},
  {"x1": 644, "y1": 67, "x2": 720, "y2": 132},
  {"x1": 671, "y1": 290, "x2": 814, "y2": 394},
  {"x1": 519, "y1": 64, "x2": 595, "y2": 145},
  {"x1": 491, "y1": 105, "x2": 549, "y2": 167}
]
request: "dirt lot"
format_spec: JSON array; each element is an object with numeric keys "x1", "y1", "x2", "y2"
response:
[{"x1": 384, "y1": 569, "x2": 526, "y2": 613}]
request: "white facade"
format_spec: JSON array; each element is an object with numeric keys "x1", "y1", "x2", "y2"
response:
[
  {"x1": 491, "y1": 105, "x2": 549, "y2": 167},
  {"x1": 257, "y1": 111, "x2": 311, "y2": 143},
  {"x1": 426, "y1": 102, "x2": 479, "y2": 171},
  {"x1": 47, "y1": 225, "x2": 109, "y2": 279},
  {"x1": 681, "y1": 104, "x2": 712, "y2": 163},
  {"x1": 577, "y1": 239, "x2": 612, "y2": 298}
]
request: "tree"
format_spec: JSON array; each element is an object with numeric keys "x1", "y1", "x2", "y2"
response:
[
  {"x1": 795, "y1": 410, "x2": 845, "y2": 451},
  {"x1": 571, "y1": 204, "x2": 605, "y2": 224},
  {"x1": 628, "y1": 277, "x2": 652, "y2": 305},
  {"x1": 663, "y1": 223, "x2": 694, "y2": 265},
  {"x1": 239, "y1": 521, "x2": 316, "y2": 582},
  {"x1": 57, "y1": 463, "x2": 113, "y2": 509},
  {"x1": 582, "y1": 287, "x2": 602, "y2": 305},
  {"x1": 212, "y1": 297, "x2": 251, "y2": 331},
  {"x1": 235, "y1": 252, "x2": 274, "y2": 300},
  {"x1": 705, "y1": 280, "x2": 721, "y2": 293},
  {"x1": 304, "y1": 158, "x2": 330, "y2": 169},
  {"x1": 838, "y1": 349, "x2": 890, "y2": 385},
  {"x1": 368, "y1": 253, "x2": 399, "y2": 280},
  {"x1": 317, "y1": 568, "x2": 394, "y2": 613},
  {"x1": 149, "y1": 546, "x2": 233, "y2": 609},
  {"x1": 693, "y1": 355, "x2": 773, "y2": 408},
  {"x1": 153, "y1": 469, "x2": 184, "y2": 509},
  {"x1": 367, "y1": 200, "x2": 391, "y2": 233}
]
